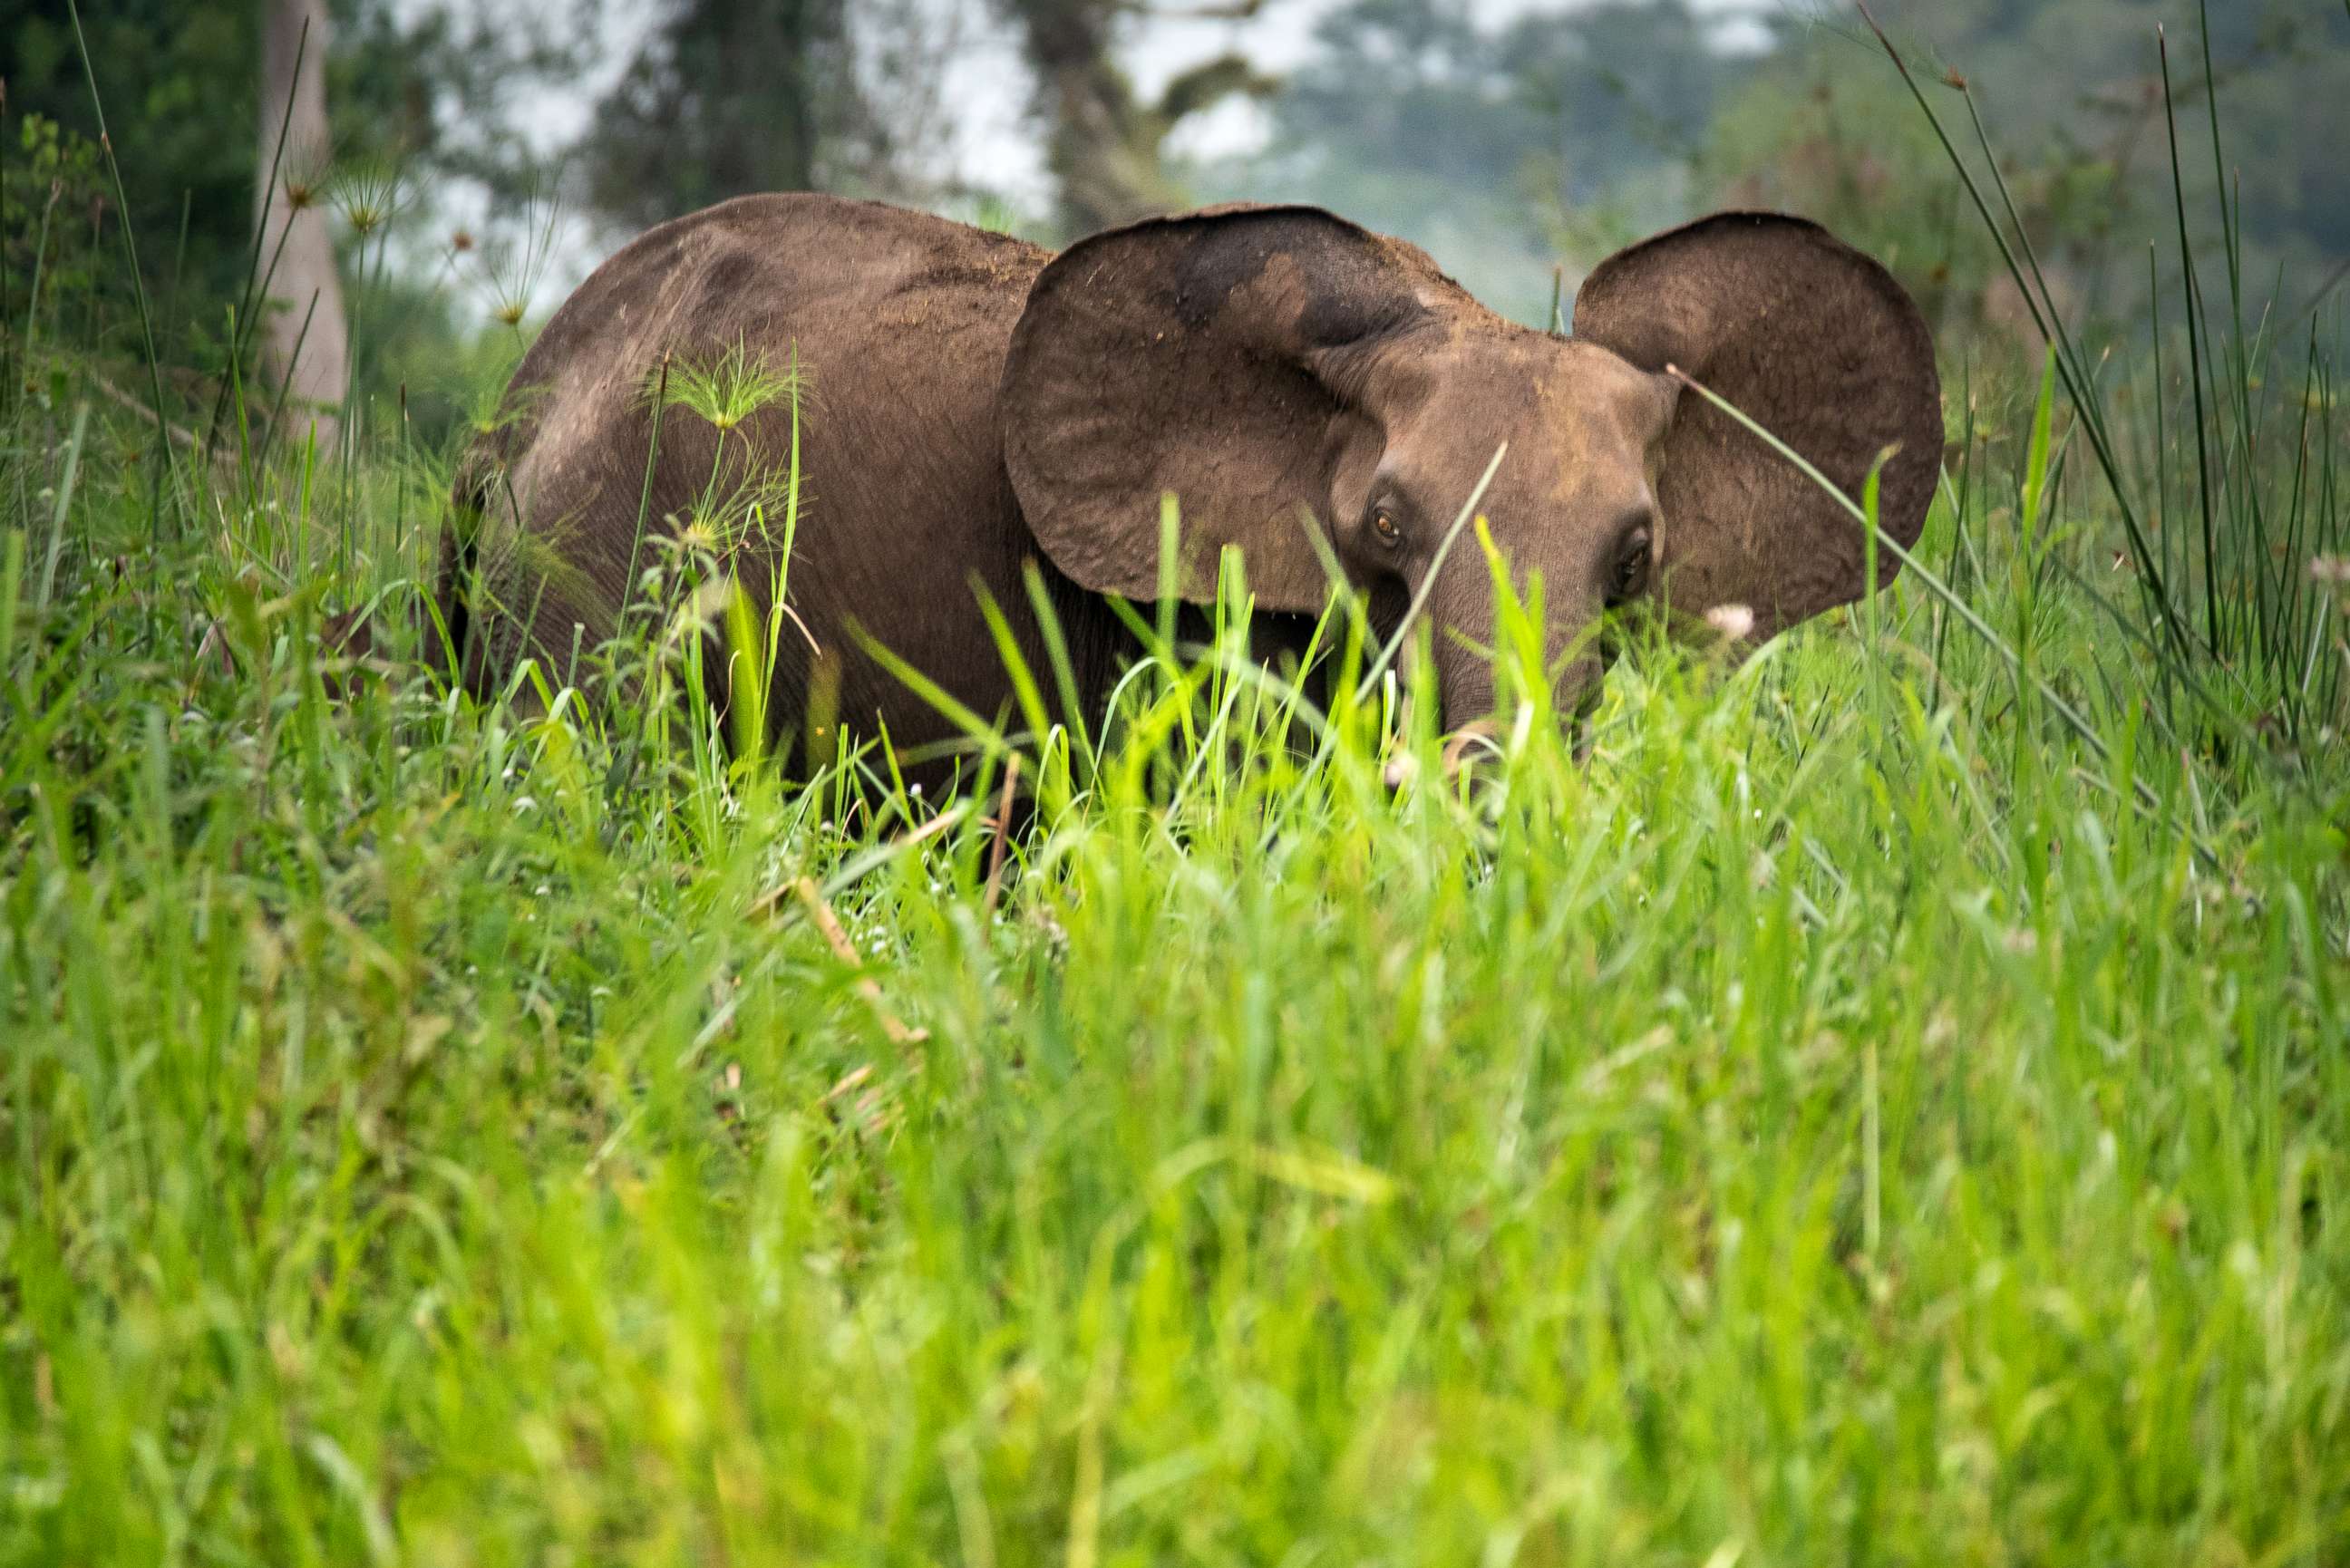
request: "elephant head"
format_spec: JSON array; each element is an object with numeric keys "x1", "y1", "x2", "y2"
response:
[{"x1": 999, "y1": 206, "x2": 1941, "y2": 730}]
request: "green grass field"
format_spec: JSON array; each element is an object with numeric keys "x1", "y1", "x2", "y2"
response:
[{"x1": 6, "y1": 35, "x2": 2350, "y2": 1566}]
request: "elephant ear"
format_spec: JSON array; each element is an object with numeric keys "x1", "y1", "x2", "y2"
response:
[
  {"x1": 1573, "y1": 212, "x2": 1942, "y2": 640},
  {"x1": 1001, "y1": 205, "x2": 1442, "y2": 609}
]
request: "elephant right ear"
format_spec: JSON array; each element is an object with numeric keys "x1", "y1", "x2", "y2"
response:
[
  {"x1": 1573, "y1": 212, "x2": 1942, "y2": 642},
  {"x1": 999, "y1": 205, "x2": 1442, "y2": 611}
]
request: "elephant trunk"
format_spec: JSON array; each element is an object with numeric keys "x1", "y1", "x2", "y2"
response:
[{"x1": 1425, "y1": 551, "x2": 1609, "y2": 746}]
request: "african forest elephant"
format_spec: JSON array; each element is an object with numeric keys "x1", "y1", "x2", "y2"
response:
[{"x1": 440, "y1": 194, "x2": 1940, "y2": 782}]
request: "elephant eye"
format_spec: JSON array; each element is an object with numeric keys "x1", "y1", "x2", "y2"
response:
[
  {"x1": 1370, "y1": 507, "x2": 1403, "y2": 548},
  {"x1": 1608, "y1": 525, "x2": 1653, "y2": 605}
]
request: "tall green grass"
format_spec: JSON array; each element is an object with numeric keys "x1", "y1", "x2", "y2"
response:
[
  {"x1": 1862, "y1": 0, "x2": 2349, "y2": 759},
  {"x1": 4, "y1": 9, "x2": 2349, "y2": 1563}
]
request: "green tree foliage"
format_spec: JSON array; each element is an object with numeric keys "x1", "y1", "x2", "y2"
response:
[
  {"x1": 3, "y1": 1, "x2": 258, "y2": 365},
  {"x1": 3, "y1": 116, "x2": 105, "y2": 354}
]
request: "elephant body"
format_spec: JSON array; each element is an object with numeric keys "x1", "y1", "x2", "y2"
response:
[
  {"x1": 443, "y1": 193, "x2": 1940, "y2": 780},
  {"x1": 446, "y1": 195, "x2": 1117, "y2": 769}
]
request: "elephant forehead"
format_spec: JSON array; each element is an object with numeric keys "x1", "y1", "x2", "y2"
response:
[{"x1": 1520, "y1": 353, "x2": 1670, "y2": 508}]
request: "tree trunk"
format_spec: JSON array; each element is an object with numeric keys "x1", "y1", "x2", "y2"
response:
[{"x1": 257, "y1": 0, "x2": 348, "y2": 452}]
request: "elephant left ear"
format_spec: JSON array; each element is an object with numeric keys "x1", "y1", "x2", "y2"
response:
[
  {"x1": 998, "y1": 204, "x2": 1443, "y2": 613},
  {"x1": 1573, "y1": 212, "x2": 1942, "y2": 641}
]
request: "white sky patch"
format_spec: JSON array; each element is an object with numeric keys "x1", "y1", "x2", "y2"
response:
[{"x1": 928, "y1": 7, "x2": 1050, "y2": 206}]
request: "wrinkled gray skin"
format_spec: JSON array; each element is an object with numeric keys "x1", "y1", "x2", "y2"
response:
[{"x1": 442, "y1": 194, "x2": 1940, "y2": 785}]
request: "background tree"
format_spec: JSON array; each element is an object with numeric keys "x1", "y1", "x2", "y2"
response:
[{"x1": 257, "y1": 0, "x2": 348, "y2": 444}]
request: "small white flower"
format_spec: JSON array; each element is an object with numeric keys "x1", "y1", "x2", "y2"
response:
[{"x1": 1704, "y1": 603, "x2": 1757, "y2": 640}]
